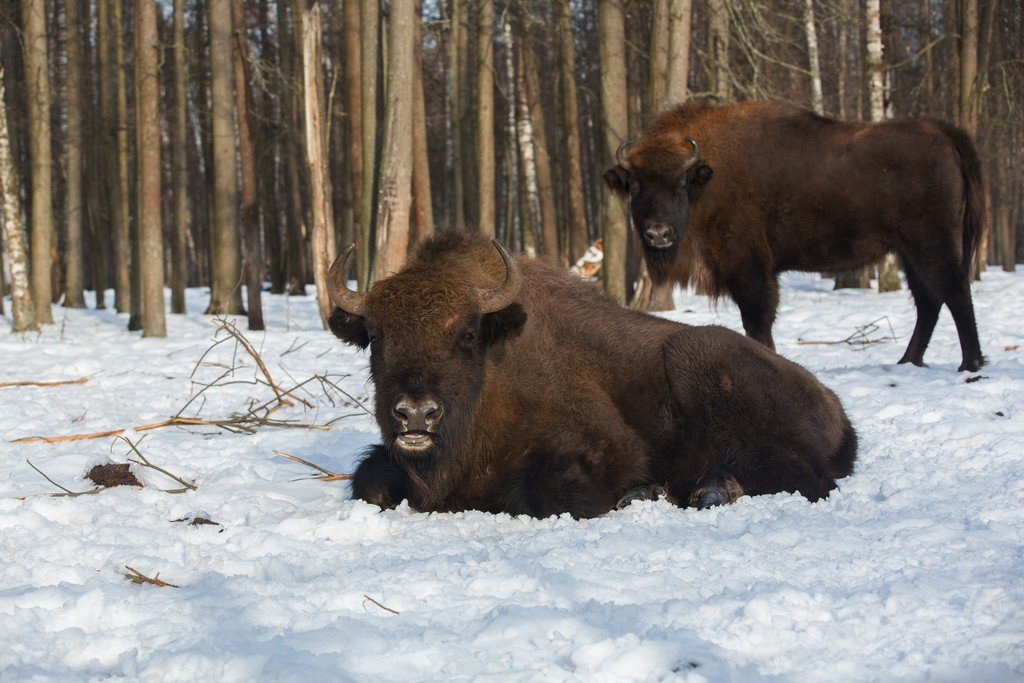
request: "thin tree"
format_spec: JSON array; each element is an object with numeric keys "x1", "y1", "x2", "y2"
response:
[
  {"x1": 665, "y1": 0, "x2": 692, "y2": 106},
  {"x1": 358, "y1": 0, "x2": 379, "y2": 289},
  {"x1": 373, "y1": 0, "x2": 415, "y2": 280},
  {"x1": 0, "y1": 67, "x2": 37, "y2": 332},
  {"x1": 64, "y1": 0, "x2": 85, "y2": 308},
  {"x1": 867, "y1": 0, "x2": 900, "y2": 293},
  {"x1": 599, "y1": 0, "x2": 629, "y2": 303},
  {"x1": 519, "y1": 18, "x2": 557, "y2": 264},
  {"x1": 299, "y1": 2, "x2": 335, "y2": 325},
  {"x1": 20, "y1": 0, "x2": 54, "y2": 323},
  {"x1": 476, "y1": 0, "x2": 495, "y2": 235},
  {"x1": 449, "y1": 0, "x2": 467, "y2": 231},
  {"x1": 170, "y1": 0, "x2": 189, "y2": 313},
  {"x1": 411, "y1": 0, "x2": 434, "y2": 245},
  {"x1": 136, "y1": 0, "x2": 166, "y2": 337},
  {"x1": 207, "y1": 0, "x2": 244, "y2": 314},
  {"x1": 558, "y1": 0, "x2": 588, "y2": 264},
  {"x1": 234, "y1": 0, "x2": 264, "y2": 330},
  {"x1": 343, "y1": 0, "x2": 363, "y2": 271},
  {"x1": 804, "y1": 0, "x2": 824, "y2": 115},
  {"x1": 115, "y1": 0, "x2": 137, "y2": 327}
]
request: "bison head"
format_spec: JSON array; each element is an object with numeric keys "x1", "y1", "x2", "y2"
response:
[
  {"x1": 603, "y1": 136, "x2": 712, "y2": 280},
  {"x1": 327, "y1": 240, "x2": 527, "y2": 463}
]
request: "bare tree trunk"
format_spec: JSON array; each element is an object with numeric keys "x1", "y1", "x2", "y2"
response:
[
  {"x1": 599, "y1": 0, "x2": 629, "y2": 303},
  {"x1": 649, "y1": 0, "x2": 668, "y2": 113},
  {"x1": 116, "y1": 0, "x2": 141, "y2": 330},
  {"x1": 867, "y1": 0, "x2": 900, "y2": 293},
  {"x1": 0, "y1": 67, "x2": 37, "y2": 331},
  {"x1": 82, "y1": 0, "x2": 107, "y2": 310},
  {"x1": 64, "y1": 0, "x2": 85, "y2": 308},
  {"x1": 136, "y1": 0, "x2": 165, "y2": 337},
  {"x1": 344, "y1": 0, "x2": 363, "y2": 263},
  {"x1": 411, "y1": 0, "x2": 434, "y2": 245},
  {"x1": 449, "y1": 0, "x2": 467, "y2": 231},
  {"x1": 234, "y1": 0, "x2": 264, "y2": 330},
  {"x1": 207, "y1": 0, "x2": 244, "y2": 314},
  {"x1": 518, "y1": 22, "x2": 557, "y2": 264},
  {"x1": 804, "y1": 0, "x2": 824, "y2": 115},
  {"x1": 277, "y1": 0, "x2": 307, "y2": 295},
  {"x1": 20, "y1": 0, "x2": 54, "y2": 323},
  {"x1": 709, "y1": 0, "x2": 730, "y2": 102},
  {"x1": 665, "y1": 0, "x2": 692, "y2": 107},
  {"x1": 558, "y1": 0, "x2": 588, "y2": 264},
  {"x1": 358, "y1": 0, "x2": 379, "y2": 289},
  {"x1": 958, "y1": 0, "x2": 979, "y2": 136},
  {"x1": 299, "y1": 3, "x2": 335, "y2": 326},
  {"x1": 372, "y1": 0, "x2": 415, "y2": 280},
  {"x1": 171, "y1": 0, "x2": 189, "y2": 313},
  {"x1": 476, "y1": 0, "x2": 495, "y2": 236},
  {"x1": 98, "y1": 0, "x2": 127, "y2": 312}
]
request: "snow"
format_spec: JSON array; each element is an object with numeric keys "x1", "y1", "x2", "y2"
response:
[{"x1": 1, "y1": 268, "x2": 1022, "y2": 681}]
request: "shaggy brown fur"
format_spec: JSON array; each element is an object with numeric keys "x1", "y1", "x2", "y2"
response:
[
  {"x1": 329, "y1": 231, "x2": 856, "y2": 519},
  {"x1": 604, "y1": 100, "x2": 986, "y2": 372}
]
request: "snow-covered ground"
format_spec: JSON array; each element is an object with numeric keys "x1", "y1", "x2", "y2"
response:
[{"x1": 1, "y1": 267, "x2": 1022, "y2": 681}]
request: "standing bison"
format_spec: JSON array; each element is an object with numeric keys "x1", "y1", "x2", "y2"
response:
[
  {"x1": 604, "y1": 100, "x2": 985, "y2": 372},
  {"x1": 328, "y1": 231, "x2": 856, "y2": 519}
]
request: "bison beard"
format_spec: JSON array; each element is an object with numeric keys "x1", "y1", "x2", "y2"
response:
[
  {"x1": 328, "y1": 231, "x2": 856, "y2": 519},
  {"x1": 605, "y1": 100, "x2": 986, "y2": 373}
]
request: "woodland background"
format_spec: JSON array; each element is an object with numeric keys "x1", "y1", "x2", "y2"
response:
[{"x1": 0, "y1": 0, "x2": 1021, "y2": 337}]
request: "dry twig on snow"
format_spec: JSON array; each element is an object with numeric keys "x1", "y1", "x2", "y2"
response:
[
  {"x1": 124, "y1": 565, "x2": 179, "y2": 588},
  {"x1": 275, "y1": 450, "x2": 353, "y2": 482},
  {"x1": 0, "y1": 377, "x2": 88, "y2": 389}
]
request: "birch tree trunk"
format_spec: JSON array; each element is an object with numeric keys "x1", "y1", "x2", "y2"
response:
[
  {"x1": 804, "y1": 0, "x2": 824, "y2": 115},
  {"x1": 300, "y1": 3, "x2": 335, "y2": 327},
  {"x1": 558, "y1": 0, "x2": 588, "y2": 264},
  {"x1": 136, "y1": 0, "x2": 166, "y2": 337},
  {"x1": 0, "y1": 67, "x2": 36, "y2": 331},
  {"x1": 867, "y1": 0, "x2": 901, "y2": 293},
  {"x1": 665, "y1": 0, "x2": 692, "y2": 107},
  {"x1": 373, "y1": 0, "x2": 415, "y2": 280},
  {"x1": 599, "y1": 0, "x2": 629, "y2": 303},
  {"x1": 476, "y1": 0, "x2": 495, "y2": 236},
  {"x1": 207, "y1": 0, "x2": 244, "y2": 314},
  {"x1": 20, "y1": 0, "x2": 53, "y2": 323},
  {"x1": 359, "y1": 0, "x2": 379, "y2": 289},
  {"x1": 235, "y1": 0, "x2": 264, "y2": 330},
  {"x1": 64, "y1": 0, "x2": 85, "y2": 308},
  {"x1": 171, "y1": 0, "x2": 189, "y2": 313},
  {"x1": 519, "y1": 24, "x2": 557, "y2": 264}
]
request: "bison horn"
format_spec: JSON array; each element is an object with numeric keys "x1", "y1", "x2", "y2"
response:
[
  {"x1": 327, "y1": 244, "x2": 368, "y2": 316},
  {"x1": 478, "y1": 239, "x2": 523, "y2": 314},
  {"x1": 681, "y1": 135, "x2": 700, "y2": 172},
  {"x1": 615, "y1": 139, "x2": 633, "y2": 168}
]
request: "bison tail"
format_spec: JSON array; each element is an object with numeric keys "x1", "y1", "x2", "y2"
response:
[{"x1": 937, "y1": 122, "x2": 986, "y2": 276}]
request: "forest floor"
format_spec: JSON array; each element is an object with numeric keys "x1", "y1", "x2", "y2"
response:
[{"x1": 1, "y1": 266, "x2": 1022, "y2": 681}]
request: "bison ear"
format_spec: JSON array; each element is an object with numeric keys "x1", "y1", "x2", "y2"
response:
[
  {"x1": 602, "y1": 165, "x2": 630, "y2": 198},
  {"x1": 481, "y1": 302, "x2": 527, "y2": 348},
  {"x1": 690, "y1": 163, "x2": 713, "y2": 186},
  {"x1": 328, "y1": 307, "x2": 370, "y2": 348}
]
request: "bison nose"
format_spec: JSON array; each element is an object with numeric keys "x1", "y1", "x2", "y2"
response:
[
  {"x1": 644, "y1": 223, "x2": 674, "y2": 248},
  {"x1": 393, "y1": 398, "x2": 443, "y2": 431}
]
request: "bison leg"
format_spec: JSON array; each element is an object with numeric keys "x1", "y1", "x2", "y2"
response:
[
  {"x1": 944, "y1": 276, "x2": 985, "y2": 372},
  {"x1": 687, "y1": 466, "x2": 744, "y2": 509},
  {"x1": 725, "y1": 269, "x2": 779, "y2": 351},
  {"x1": 898, "y1": 261, "x2": 942, "y2": 367},
  {"x1": 351, "y1": 445, "x2": 410, "y2": 510}
]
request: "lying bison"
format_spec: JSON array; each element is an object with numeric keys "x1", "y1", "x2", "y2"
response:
[
  {"x1": 604, "y1": 100, "x2": 985, "y2": 372},
  {"x1": 327, "y1": 231, "x2": 856, "y2": 519}
]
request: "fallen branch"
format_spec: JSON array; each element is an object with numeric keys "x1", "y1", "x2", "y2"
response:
[
  {"x1": 13, "y1": 428, "x2": 125, "y2": 444},
  {"x1": 26, "y1": 459, "x2": 103, "y2": 497},
  {"x1": 114, "y1": 435, "x2": 197, "y2": 492},
  {"x1": 363, "y1": 594, "x2": 400, "y2": 615},
  {"x1": 124, "y1": 565, "x2": 178, "y2": 588},
  {"x1": 275, "y1": 450, "x2": 353, "y2": 482},
  {"x1": 215, "y1": 316, "x2": 313, "y2": 409},
  {"x1": 0, "y1": 377, "x2": 88, "y2": 389},
  {"x1": 797, "y1": 317, "x2": 899, "y2": 348}
]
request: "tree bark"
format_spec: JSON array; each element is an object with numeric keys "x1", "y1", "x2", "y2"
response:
[
  {"x1": 476, "y1": 0, "x2": 495, "y2": 236},
  {"x1": 558, "y1": 0, "x2": 588, "y2": 264},
  {"x1": 665, "y1": 0, "x2": 692, "y2": 107},
  {"x1": 207, "y1": 0, "x2": 244, "y2": 314},
  {"x1": 0, "y1": 67, "x2": 37, "y2": 331},
  {"x1": 411, "y1": 0, "x2": 434, "y2": 245},
  {"x1": 64, "y1": 0, "x2": 85, "y2": 308},
  {"x1": 20, "y1": 0, "x2": 54, "y2": 323},
  {"x1": 599, "y1": 0, "x2": 629, "y2": 304},
  {"x1": 709, "y1": 0, "x2": 730, "y2": 102},
  {"x1": 171, "y1": 0, "x2": 189, "y2": 313},
  {"x1": 449, "y1": 0, "x2": 467, "y2": 231},
  {"x1": 804, "y1": 0, "x2": 824, "y2": 115},
  {"x1": 344, "y1": 0, "x2": 363, "y2": 265},
  {"x1": 519, "y1": 25, "x2": 557, "y2": 264},
  {"x1": 116, "y1": 0, "x2": 141, "y2": 330},
  {"x1": 234, "y1": 0, "x2": 264, "y2": 330},
  {"x1": 358, "y1": 0, "x2": 379, "y2": 289},
  {"x1": 372, "y1": 0, "x2": 415, "y2": 280},
  {"x1": 299, "y1": 3, "x2": 335, "y2": 326},
  {"x1": 136, "y1": 0, "x2": 166, "y2": 337}
]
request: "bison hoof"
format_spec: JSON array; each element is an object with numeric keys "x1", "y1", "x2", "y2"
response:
[
  {"x1": 615, "y1": 485, "x2": 667, "y2": 510},
  {"x1": 687, "y1": 469, "x2": 744, "y2": 509},
  {"x1": 958, "y1": 356, "x2": 985, "y2": 373}
]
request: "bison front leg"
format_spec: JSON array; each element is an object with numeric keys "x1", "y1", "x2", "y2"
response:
[
  {"x1": 351, "y1": 445, "x2": 411, "y2": 510},
  {"x1": 725, "y1": 266, "x2": 779, "y2": 351}
]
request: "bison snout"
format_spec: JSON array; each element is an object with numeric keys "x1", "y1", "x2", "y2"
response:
[
  {"x1": 393, "y1": 398, "x2": 444, "y2": 432},
  {"x1": 643, "y1": 223, "x2": 675, "y2": 248}
]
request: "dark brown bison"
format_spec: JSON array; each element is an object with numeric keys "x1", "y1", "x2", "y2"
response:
[
  {"x1": 604, "y1": 100, "x2": 985, "y2": 372},
  {"x1": 327, "y1": 230, "x2": 856, "y2": 519}
]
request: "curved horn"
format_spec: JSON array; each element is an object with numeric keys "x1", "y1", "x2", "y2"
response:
[
  {"x1": 477, "y1": 239, "x2": 523, "y2": 314},
  {"x1": 615, "y1": 139, "x2": 634, "y2": 168},
  {"x1": 681, "y1": 135, "x2": 700, "y2": 172},
  {"x1": 327, "y1": 244, "x2": 368, "y2": 316}
]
